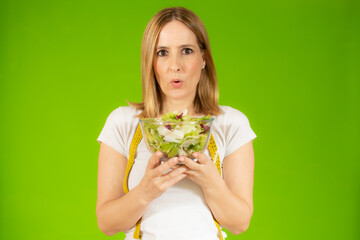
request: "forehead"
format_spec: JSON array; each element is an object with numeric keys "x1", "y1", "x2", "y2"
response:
[{"x1": 157, "y1": 20, "x2": 198, "y2": 47}]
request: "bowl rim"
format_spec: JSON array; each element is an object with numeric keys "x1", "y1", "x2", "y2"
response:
[{"x1": 139, "y1": 117, "x2": 215, "y2": 125}]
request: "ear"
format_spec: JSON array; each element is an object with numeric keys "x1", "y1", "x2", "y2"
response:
[{"x1": 201, "y1": 51, "x2": 206, "y2": 68}]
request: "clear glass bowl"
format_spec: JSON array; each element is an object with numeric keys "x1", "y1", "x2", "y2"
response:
[{"x1": 139, "y1": 118, "x2": 214, "y2": 161}]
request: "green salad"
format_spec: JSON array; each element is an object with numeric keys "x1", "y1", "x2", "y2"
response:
[{"x1": 141, "y1": 110, "x2": 214, "y2": 159}]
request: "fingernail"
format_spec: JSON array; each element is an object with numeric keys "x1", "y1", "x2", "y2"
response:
[
  {"x1": 193, "y1": 153, "x2": 198, "y2": 157},
  {"x1": 179, "y1": 157, "x2": 184, "y2": 162},
  {"x1": 156, "y1": 152, "x2": 162, "y2": 157},
  {"x1": 173, "y1": 157, "x2": 178, "y2": 163}
]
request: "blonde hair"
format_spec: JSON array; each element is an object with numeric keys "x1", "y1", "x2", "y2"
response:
[{"x1": 129, "y1": 7, "x2": 221, "y2": 118}]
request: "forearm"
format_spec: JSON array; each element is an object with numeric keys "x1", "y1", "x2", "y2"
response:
[
  {"x1": 96, "y1": 185, "x2": 149, "y2": 236},
  {"x1": 202, "y1": 180, "x2": 253, "y2": 234}
]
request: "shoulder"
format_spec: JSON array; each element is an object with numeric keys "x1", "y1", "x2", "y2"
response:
[
  {"x1": 103, "y1": 106, "x2": 140, "y2": 130},
  {"x1": 107, "y1": 106, "x2": 139, "y2": 122},
  {"x1": 109, "y1": 105, "x2": 139, "y2": 116},
  {"x1": 218, "y1": 105, "x2": 245, "y2": 115},
  {"x1": 216, "y1": 105, "x2": 250, "y2": 124}
]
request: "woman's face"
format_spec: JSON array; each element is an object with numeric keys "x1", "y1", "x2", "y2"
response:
[{"x1": 153, "y1": 20, "x2": 205, "y2": 104}]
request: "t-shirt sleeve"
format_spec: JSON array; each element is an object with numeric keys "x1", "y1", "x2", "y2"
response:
[
  {"x1": 97, "y1": 108, "x2": 127, "y2": 156},
  {"x1": 225, "y1": 108, "x2": 257, "y2": 157}
]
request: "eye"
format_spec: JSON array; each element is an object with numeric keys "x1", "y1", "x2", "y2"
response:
[
  {"x1": 182, "y1": 48, "x2": 193, "y2": 55},
  {"x1": 157, "y1": 50, "x2": 168, "y2": 57}
]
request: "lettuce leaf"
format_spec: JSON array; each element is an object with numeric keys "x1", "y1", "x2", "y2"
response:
[{"x1": 142, "y1": 110, "x2": 213, "y2": 160}]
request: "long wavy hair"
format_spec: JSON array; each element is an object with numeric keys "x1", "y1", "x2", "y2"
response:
[{"x1": 129, "y1": 7, "x2": 221, "y2": 118}]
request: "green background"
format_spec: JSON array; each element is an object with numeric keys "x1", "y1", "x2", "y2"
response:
[{"x1": 1, "y1": 0, "x2": 359, "y2": 239}]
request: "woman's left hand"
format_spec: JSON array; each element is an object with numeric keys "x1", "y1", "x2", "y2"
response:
[{"x1": 178, "y1": 152, "x2": 222, "y2": 190}]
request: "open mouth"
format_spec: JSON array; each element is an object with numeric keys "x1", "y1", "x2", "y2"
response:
[{"x1": 171, "y1": 79, "x2": 183, "y2": 88}]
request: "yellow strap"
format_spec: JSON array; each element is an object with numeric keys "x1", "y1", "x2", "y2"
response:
[
  {"x1": 133, "y1": 219, "x2": 142, "y2": 239},
  {"x1": 208, "y1": 134, "x2": 222, "y2": 176},
  {"x1": 123, "y1": 124, "x2": 143, "y2": 193},
  {"x1": 123, "y1": 124, "x2": 143, "y2": 239},
  {"x1": 124, "y1": 125, "x2": 223, "y2": 240},
  {"x1": 208, "y1": 134, "x2": 224, "y2": 240},
  {"x1": 214, "y1": 221, "x2": 224, "y2": 240}
]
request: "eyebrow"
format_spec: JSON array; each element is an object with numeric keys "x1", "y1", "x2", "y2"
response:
[{"x1": 156, "y1": 44, "x2": 196, "y2": 50}]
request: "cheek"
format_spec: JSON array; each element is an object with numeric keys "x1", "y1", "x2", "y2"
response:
[
  {"x1": 153, "y1": 62, "x2": 162, "y2": 81},
  {"x1": 187, "y1": 59, "x2": 202, "y2": 78},
  {"x1": 154, "y1": 61, "x2": 167, "y2": 79},
  {"x1": 153, "y1": 61, "x2": 168, "y2": 93}
]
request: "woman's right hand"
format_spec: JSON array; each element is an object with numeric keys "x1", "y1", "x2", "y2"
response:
[
  {"x1": 97, "y1": 145, "x2": 186, "y2": 235},
  {"x1": 138, "y1": 151, "x2": 187, "y2": 203}
]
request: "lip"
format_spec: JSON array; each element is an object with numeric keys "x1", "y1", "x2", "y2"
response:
[
  {"x1": 170, "y1": 79, "x2": 183, "y2": 88},
  {"x1": 171, "y1": 79, "x2": 183, "y2": 83}
]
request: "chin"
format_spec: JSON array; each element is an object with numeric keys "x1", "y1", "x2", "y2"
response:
[
  {"x1": 169, "y1": 91, "x2": 192, "y2": 100},
  {"x1": 165, "y1": 89, "x2": 184, "y2": 97}
]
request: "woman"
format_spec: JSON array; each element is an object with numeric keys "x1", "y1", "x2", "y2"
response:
[{"x1": 96, "y1": 7, "x2": 256, "y2": 240}]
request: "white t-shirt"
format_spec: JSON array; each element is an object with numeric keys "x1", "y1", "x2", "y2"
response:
[{"x1": 97, "y1": 105, "x2": 257, "y2": 240}]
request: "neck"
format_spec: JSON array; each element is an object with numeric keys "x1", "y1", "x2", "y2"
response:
[{"x1": 160, "y1": 97, "x2": 196, "y2": 117}]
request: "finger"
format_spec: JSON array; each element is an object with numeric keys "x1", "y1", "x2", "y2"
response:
[
  {"x1": 163, "y1": 172, "x2": 186, "y2": 189},
  {"x1": 162, "y1": 166, "x2": 187, "y2": 184},
  {"x1": 184, "y1": 170, "x2": 196, "y2": 181},
  {"x1": 146, "y1": 151, "x2": 162, "y2": 170},
  {"x1": 178, "y1": 156, "x2": 200, "y2": 170},
  {"x1": 153, "y1": 157, "x2": 180, "y2": 176},
  {"x1": 170, "y1": 163, "x2": 183, "y2": 170},
  {"x1": 192, "y1": 152, "x2": 210, "y2": 164}
]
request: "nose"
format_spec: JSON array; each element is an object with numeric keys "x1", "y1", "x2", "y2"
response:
[
  {"x1": 170, "y1": 65, "x2": 181, "y2": 72},
  {"x1": 169, "y1": 55, "x2": 182, "y2": 72}
]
